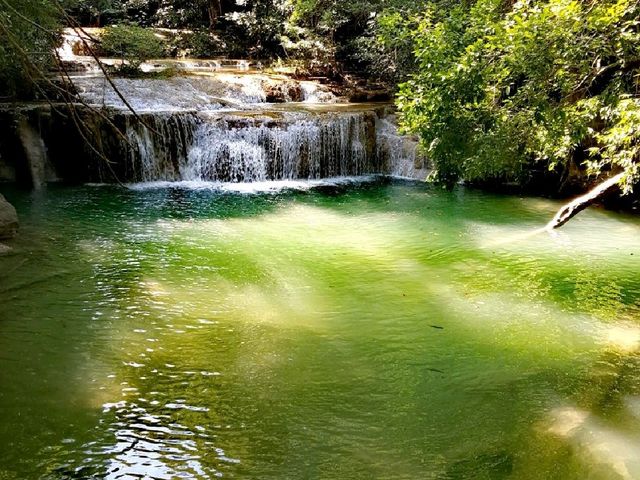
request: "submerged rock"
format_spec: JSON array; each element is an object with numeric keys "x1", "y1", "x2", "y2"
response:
[{"x1": 0, "y1": 194, "x2": 18, "y2": 239}]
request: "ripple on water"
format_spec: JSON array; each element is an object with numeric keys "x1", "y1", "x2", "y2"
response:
[{"x1": 1, "y1": 183, "x2": 640, "y2": 479}]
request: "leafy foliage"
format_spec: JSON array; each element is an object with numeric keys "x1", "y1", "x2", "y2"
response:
[
  {"x1": 396, "y1": 0, "x2": 640, "y2": 192},
  {"x1": 64, "y1": 0, "x2": 125, "y2": 26},
  {"x1": 221, "y1": 0, "x2": 289, "y2": 58},
  {"x1": 99, "y1": 23, "x2": 165, "y2": 70},
  {"x1": 0, "y1": 0, "x2": 61, "y2": 99},
  {"x1": 285, "y1": 0, "x2": 383, "y2": 70}
]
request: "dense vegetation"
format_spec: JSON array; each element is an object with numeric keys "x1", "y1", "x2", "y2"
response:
[
  {"x1": 99, "y1": 24, "x2": 164, "y2": 72},
  {"x1": 0, "y1": 0, "x2": 638, "y2": 199},
  {"x1": 395, "y1": 0, "x2": 640, "y2": 194},
  {"x1": 0, "y1": 0, "x2": 61, "y2": 98}
]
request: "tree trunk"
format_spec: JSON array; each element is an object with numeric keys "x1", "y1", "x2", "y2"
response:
[
  {"x1": 208, "y1": 0, "x2": 222, "y2": 29},
  {"x1": 545, "y1": 171, "x2": 626, "y2": 230}
]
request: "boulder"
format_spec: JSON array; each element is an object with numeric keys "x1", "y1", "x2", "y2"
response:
[
  {"x1": 0, "y1": 194, "x2": 18, "y2": 239},
  {"x1": 263, "y1": 81, "x2": 304, "y2": 103},
  {"x1": 347, "y1": 88, "x2": 392, "y2": 103}
]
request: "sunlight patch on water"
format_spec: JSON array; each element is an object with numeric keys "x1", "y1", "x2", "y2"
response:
[
  {"x1": 138, "y1": 276, "x2": 330, "y2": 331},
  {"x1": 545, "y1": 406, "x2": 640, "y2": 480},
  {"x1": 624, "y1": 396, "x2": 640, "y2": 420},
  {"x1": 547, "y1": 406, "x2": 590, "y2": 437},
  {"x1": 604, "y1": 324, "x2": 640, "y2": 353},
  {"x1": 153, "y1": 203, "x2": 426, "y2": 274},
  {"x1": 470, "y1": 219, "x2": 640, "y2": 260},
  {"x1": 426, "y1": 283, "x2": 606, "y2": 358}
]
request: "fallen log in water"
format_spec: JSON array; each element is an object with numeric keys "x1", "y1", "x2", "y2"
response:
[{"x1": 545, "y1": 171, "x2": 626, "y2": 230}]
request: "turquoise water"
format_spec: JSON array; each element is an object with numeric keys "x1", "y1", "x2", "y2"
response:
[{"x1": 1, "y1": 179, "x2": 639, "y2": 479}]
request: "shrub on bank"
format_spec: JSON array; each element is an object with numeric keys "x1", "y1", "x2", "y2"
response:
[
  {"x1": 163, "y1": 30, "x2": 225, "y2": 59},
  {"x1": 99, "y1": 24, "x2": 164, "y2": 71}
]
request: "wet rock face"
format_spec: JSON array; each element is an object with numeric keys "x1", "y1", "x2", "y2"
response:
[
  {"x1": 263, "y1": 81, "x2": 303, "y2": 103},
  {"x1": 347, "y1": 88, "x2": 392, "y2": 103},
  {"x1": 0, "y1": 194, "x2": 18, "y2": 240}
]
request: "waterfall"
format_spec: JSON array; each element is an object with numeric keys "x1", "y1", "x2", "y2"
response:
[
  {"x1": 96, "y1": 109, "x2": 428, "y2": 184},
  {"x1": 122, "y1": 112, "x2": 378, "y2": 183},
  {"x1": 186, "y1": 114, "x2": 370, "y2": 181},
  {"x1": 47, "y1": 28, "x2": 430, "y2": 185},
  {"x1": 376, "y1": 116, "x2": 430, "y2": 180},
  {"x1": 1, "y1": 105, "x2": 428, "y2": 185},
  {"x1": 1, "y1": 70, "x2": 430, "y2": 185}
]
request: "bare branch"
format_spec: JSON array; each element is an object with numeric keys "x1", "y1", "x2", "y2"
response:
[{"x1": 545, "y1": 172, "x2": 626, "y2": 229}]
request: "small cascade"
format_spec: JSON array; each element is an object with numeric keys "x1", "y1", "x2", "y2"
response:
[
  {"x1": 376, "y1": 116, "x2": 429, "y2": 180},
  {"x1": 185, "y1": 113, "x2": 373, "y2": 181},
  {"x1": 70, "y1": 75, "x2": 339, "y2": 111},
  {"x1": 16, "y1": 118, "x2": 52, "y2": 188},
  {"x1": 57, "y1": 28, "x2": 258, "y2": 75},
  {"x1": 71, "y1": 76, "x2": 251, "y2": 112},
  {"x1": 120, "y1": 112, "x2": 378, "y2": 183},
  {"x1": 300, "y1": 82, "x2": 339, "y2": 103},
  {"x1": 123, "y1": 113, "x2": 199, "y2": 182}
]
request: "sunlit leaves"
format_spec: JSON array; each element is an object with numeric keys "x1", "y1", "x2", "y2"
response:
[{"x1": 396, "y1": 0, "x2": 640, "y2": 192}]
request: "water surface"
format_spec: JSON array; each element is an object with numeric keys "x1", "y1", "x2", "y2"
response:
[{"x1": 1, "y1": 180, "x2": 639, "y2": 479}]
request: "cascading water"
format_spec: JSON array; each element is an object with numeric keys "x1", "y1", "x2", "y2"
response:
[
  {"x1": 104, "y1": 107, "x2": 428, "y2": 183},
  {"x1": 2, "y1": 48, "x2": 429, "y2": 185},
  {"x1": 376, "y1": 116, "x2": 430, "y2": 179},
  {"x1": 123, "y1": 113, "x2": 198, "y2": 182},
  {"x1": 121, "y1": 112, "x2": 378, "y2": 183},
  {"x1": 185, "y1": 113, "x2": 372, "y2": 182}
]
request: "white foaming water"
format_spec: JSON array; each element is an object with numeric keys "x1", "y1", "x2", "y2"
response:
[
  {"x1": 71, "y1": 76, "x2": 253, "y2": 112},
  {"x1": 107, "y1": 108, "x2": 429, "y2": 184},
  {"x1": 300, "y1": 82, "x2": 339, "y2": 103},
  {"x1": 126, "y1": 176, "x2": 382, "y2": 193},
  {"x1": 122, "y1": 112, "x2": 197, "y2": 182},
  {"x1": 184, "y1": 113, "x2": 369, "y2": 182},
  {"x1": 71, "y1": 75, "x2": 342, "y2": 111},
  {"x1": 376, "y1": 116, "x2": 429, "y2": 180},
  {"x1": 58, "y1": 34, "x2": 77, "y2": 62},
  {"x1": 120, "y1": 112, "x2": 377, "y2": 183}
]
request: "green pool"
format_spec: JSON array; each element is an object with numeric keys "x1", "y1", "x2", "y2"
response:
[{"x1": 1, "y1": 179, "x2": 639, "y2": 479}]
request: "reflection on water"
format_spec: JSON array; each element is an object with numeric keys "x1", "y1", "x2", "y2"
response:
[{"x1": 0, "y1": 180, "x2": 639, "y2": 479}]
